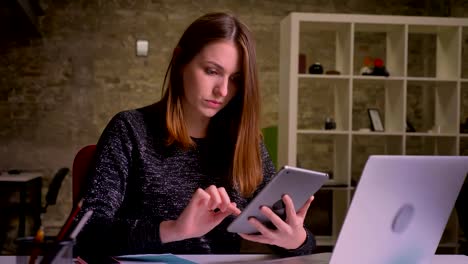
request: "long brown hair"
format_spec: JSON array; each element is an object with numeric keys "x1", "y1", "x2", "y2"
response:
[{"x1": 160, "y1": 12, "x2": 262, "y2": 197}]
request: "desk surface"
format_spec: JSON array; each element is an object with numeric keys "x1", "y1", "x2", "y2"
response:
[
  {"x1": 174, "y1": 253, "x2": 468, "y2": 264},
  {"x1": 3, "y1": 253, "x2": 466, "y2": 264},
  {"x1": 0, "y1": 172, "x2": 42, "y2": 182}
]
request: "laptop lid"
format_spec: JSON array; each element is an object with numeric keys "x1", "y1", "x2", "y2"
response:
[{"x1": 330, "y1": 155, "x2": 468, "y2": 264}]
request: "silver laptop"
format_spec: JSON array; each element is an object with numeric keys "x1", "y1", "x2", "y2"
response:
[
  {"x1": 244, "y1": 155, "x2": 468, "y2": 264},
  {"x1": 329, "y1": 155, "x2": 468, "y2": 264}
]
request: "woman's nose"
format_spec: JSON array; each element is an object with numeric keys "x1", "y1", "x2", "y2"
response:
[{"x1": 214, "y1": 77, "x2": 229, "y2": 97}]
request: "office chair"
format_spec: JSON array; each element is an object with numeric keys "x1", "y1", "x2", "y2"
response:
[
  {"x1": 35, "y1": 167, "x2": 70, "y2": 229},
  {"x1": 43, "y1": 167, "x2": 70, "y2": 213},
  {"x1": 72, "y1": 145, "x2": 96, "y2": 206}
]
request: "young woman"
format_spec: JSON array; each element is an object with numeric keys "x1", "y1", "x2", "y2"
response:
[{"x1": 75, "y1": 12, "x2": 316, "y2": 261}]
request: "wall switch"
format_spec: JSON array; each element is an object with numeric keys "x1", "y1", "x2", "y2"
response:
[{"x1": 136, "y1": 40, "x2": 149, "y2": 57}]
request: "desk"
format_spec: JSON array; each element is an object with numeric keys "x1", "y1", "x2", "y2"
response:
[
  {"x1": 0, "y1": 253, "x2": 467, "y2": 264},
  {"x1": 176, "y1": 253, "x2": 467, "y2": 264},
  {"x1": 0, "y1": 172, "x2": 42, "y2": 238}
]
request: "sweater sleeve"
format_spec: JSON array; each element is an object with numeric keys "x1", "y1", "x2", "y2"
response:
[
  {"x1": 257, "y1": 141, "x2": 317, "y2": 256},
  {"x1": 74, "y1": 112, "x2": 165, "y2": 260}
]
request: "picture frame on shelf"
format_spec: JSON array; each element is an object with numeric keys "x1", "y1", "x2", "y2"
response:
[
  {"x1": 368, "y1": 108, "x2": 384, "y2": 132},
  {"x1": 406, "y1": 120, "x2": 416, "y2": 132}
]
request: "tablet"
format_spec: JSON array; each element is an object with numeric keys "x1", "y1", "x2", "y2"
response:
[{"x1": 227, "y1": 166, "x2": 329, "y2": 234}]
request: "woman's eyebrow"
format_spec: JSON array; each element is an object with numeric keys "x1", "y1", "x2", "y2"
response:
[
  {"x1": 205, "y1": 60, "x2": 240, "y2": 75},
  {"x1": 206, "y1": 61, "x2": 224, "y2": 71}
]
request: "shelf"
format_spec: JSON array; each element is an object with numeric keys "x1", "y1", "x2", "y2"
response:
[
  {"x1": 297, "y1": 129, "x2": 349, "y2": 135},
  {"x1": 405, "y1": 132, "x2": 458, "y2": 137},
  {"x1": 406, "y1": 136, "x2": 457, "y2": 155},
  {"x1": 280, "y1": 12, "x2": 467, "y2": 251},
  {"x1": 438, "y1": 242, "x2": 459, "y2": 248},
  {"x1": 406, "y1": 77, "x2": 458, "y2": 83},
  {"x1": 315, "y1": 236, "x2": 337, "y2": 246},
  {"x1": 351, "y1": 131, "x2": 404, "y2": 136},
  {"x1": 298, "y1": 74, "x2": 350, "y2": 79},
  {"x1": 322, "y1": 180, "x2": 355, "y2": 190},
  {"x1": 353, "y1": 76, "x2": 405, "y2": 81}
]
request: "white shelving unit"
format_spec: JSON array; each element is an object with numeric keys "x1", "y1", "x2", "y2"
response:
[{"x1": 279, "y1": 13, "x2": 468, "y2": 253}]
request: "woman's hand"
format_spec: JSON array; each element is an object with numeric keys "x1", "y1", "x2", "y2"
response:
[
  {"x1": 160, "y1": 185, "x2": 241, "y2": 243},
  {"x1": 239, "y1": 195, "x2": 314, "y2": 250}
]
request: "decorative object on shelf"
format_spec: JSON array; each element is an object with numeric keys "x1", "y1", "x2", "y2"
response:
[
  {"x1": 298, "y1": 53, "x2": 306, "y2": 73},
  {"x1": 429, "y1": 125, "x2": 441, "y2": 134},
  {"x1": 360, "y1": 56, "x2": 373, "y2": 75},
  {"x1": 460, "y1": 118, "x2": 468, "y2": 133},
  {"x1": 325, "y1": 70, "x2": 340, "y2": 75},
  {"x1": 370, "y1": 58, "x2": 390, "y2": 76},
  {"x1": 360, "y1": 57, "x2": 390, "y2": 76},
  {"x1": 324, "y1": 117, "x2": 336, "y2": 130},
  {"x1": 406, "y1": 120, "x2": 416, "y2": 132},
  {"x1": 368, "y1": 108, "x2": 384, "y2": 132},
  {"x1": 308, "y1": 62, "x2": 323, "y2": 74}
]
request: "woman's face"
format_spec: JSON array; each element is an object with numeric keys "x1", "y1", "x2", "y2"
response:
[{"x1": 181, "y1": 40, "x2": 241, "y2": 123}]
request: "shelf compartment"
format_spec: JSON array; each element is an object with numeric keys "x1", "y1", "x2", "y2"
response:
[
  {"x1": 353, "y1": 23, "x2": 405, "y2": 77},
  {"x1": 463, "y1": 27, "x2": 468, "y2": 79},
  {"x1": 352, "y1": 78, "x2": 404, "y2": 132},
  {"x1": 408, "y1": 25, "x2": 460, "y2": 79},
  {"x1": 439, "y1": 209, "x2": 460, "y2": 252},
  {"x1": 299, "y1": 21, "x2": 352, "y2": 75},
  {"x1": 298, "y1": 78, "x2": 350, "y2": 131},
  {"x1": 405, "y1": 135, "x2": 457, "y2": 155},
  {"x1": 407, "y1": 80, "x2": 458, "y2": 134},
  {"x1": 460, "y1": 137, "x2": 468, "y2": 156},
  {"x1": 351, "y1": 135, "x2": 403, "y2": 183},
  {"x1": 306, "y1": 190, "x2": 349, "y2": 239},
  {"x1": 306, "y1": 189, "x2": 333, "y2": 237},
  {"x1": 461, "y1": 83, "x2": 468, "y2": 133},
  {"x1": 296, "y1": 134, "x2": 350, "y2": 185}
]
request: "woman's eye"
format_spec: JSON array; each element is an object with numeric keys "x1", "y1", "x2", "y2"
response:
[
  {"x1": 206, "y1": 68, "x2": 217, "y2": 75},
  {"x1": 230, "y1": 75, "x2": 242, "y2": 83}
]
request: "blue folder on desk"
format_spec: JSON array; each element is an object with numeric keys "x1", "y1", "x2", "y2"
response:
[{"x1": 115, "y1": 254, "x2": 197, "y2": 263}]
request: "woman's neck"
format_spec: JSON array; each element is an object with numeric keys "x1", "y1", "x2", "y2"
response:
[{"x1": 183, "y1": 111, "x2": 210, "y2": 139}]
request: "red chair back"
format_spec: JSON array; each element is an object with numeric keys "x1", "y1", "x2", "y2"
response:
[{"x1": 72, "y1": 145, "x2": 96, "y2": 206}]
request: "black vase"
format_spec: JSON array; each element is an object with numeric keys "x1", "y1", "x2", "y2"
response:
[{"x1": 309, "y1": 63, "x2": 323, "y2": 74}]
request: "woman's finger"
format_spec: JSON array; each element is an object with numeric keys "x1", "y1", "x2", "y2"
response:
[
  {"x1": 217, "y1": 187, "x2": 231, "y2": 212},
  {"x1": 282, "y1": 194, "x2": 297, "y2": 223},
  {"x1": 296, "y1": 196, "x2": 314, "y2": 218},
  {"x1": 259, "y1": 206, "x2": 289, "y2": 231},
  {"x1": 247, "y1": 217, "x2": 274, "y2": 238},
  {"x1": 205, "y1": 185, "x2": 222, "y2": 210},
  {"x1": 191, "y1": 188, "x2": 210, "y2": 207},
  {"x1": 227, "y1": 202, "x2": 241, "y2": 216}
]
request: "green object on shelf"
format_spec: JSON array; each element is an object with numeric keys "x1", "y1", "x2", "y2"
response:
[{"x1": 262, "y1": 126, "x2": 278, "y2": 170}]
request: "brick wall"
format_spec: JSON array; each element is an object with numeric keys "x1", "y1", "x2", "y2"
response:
[{"x1": 0, "y1": 0, "x2": 467, "y2": 253}]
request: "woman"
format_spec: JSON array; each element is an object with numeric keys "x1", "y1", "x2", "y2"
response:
[{"x1": 75, "y1": 12, "x2": 316, "y2": 261}]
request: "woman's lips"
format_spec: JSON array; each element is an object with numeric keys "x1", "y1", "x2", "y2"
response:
[{"x1": 205, "y1": 99, "x2": 222, "y2": 108}]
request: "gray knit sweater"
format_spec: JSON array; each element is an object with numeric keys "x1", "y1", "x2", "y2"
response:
[{"x1": 74, "y1": 103, "x2": 315, "y2": 260}]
